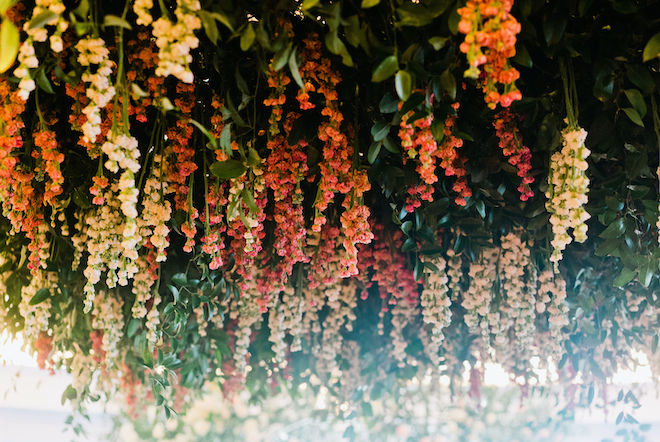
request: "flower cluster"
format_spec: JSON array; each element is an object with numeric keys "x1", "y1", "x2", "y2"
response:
[
  {"x1": 496, "y1": 231, "x2": 535, "y2": 351},
  {"x1": 390, "y1": 296, "x2": 418, "y2": 368},
  {"x1": 264, "y1": 81, "x2": 309, "y2": 281},
  {"x1": 493, "y1": 109, "x2": 534, "y2": 200},
  {"x1": 80, "y1": 184, "x2": 138, "y2": 311},
  {"x1": 101, "y1": 131, "x2": 142, "y2": 267},
  {"x1": 133, "y1": 0, "x2": 154, "y2": 26},
  {"x1": 445, "y1": 246, "x2": 463, "y2": 300},
  {"x1": 458, "y1": 0, "x2": 522, "y2": 108},
  {"x1": 13, "y1": 0, "x2": 68, "y2": 100},
  {"x1": 420, "y1": 255, "x2": 452, "y2": 361},
  {"x1": 92, "y1": 290, "x2": 125, "y2": 364},
  {"x1": 165, "y1": 83, "x2": 197, "y2": 251},
  {"x1": 298, "y1": 35, "x2": 353, "y2": 232},
  {"x1": 537, "y1": 270, "x2": 568, "y2": 357},
  {"x1": 462, "y1": 247, "x2": 498, "y2": 342},
  {"x1": 399, "y1": 111, "x2": 438, "y2": 185},
  {"x1": 152, "y1": 0, "x2": 201, "y2": 83},
  {"x1": 76, "y1": 37, "x2": 116, "y2": 144},
  {"x1": 357, "y1": 224, "x2": 417, "y2": 307},
  {"x1": 339, "y1": 170, "x2": 373, "y2": 277},
  {"x1": 439, "y1": 107, "x2": 472, "y2": 206},
  {"x1": 32, "y1": 127, "x2": 64, "y2": 205},
  {"x1": 139, "y1": 154, "x2": 172, "y2": 262},
  {"x1": 18, "y1": 269, "x2": 57, "y2": 339},
  {"x1": 545, "y1": 126, "x2": 590, "y2": 267}
]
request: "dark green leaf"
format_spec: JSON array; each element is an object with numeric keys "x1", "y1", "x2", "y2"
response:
[
  {"x1": 622, "y1": 107, "x2": 644, "y2": 127},
  {"x1": 240, "y1": 23, "x2": 256, "y2": 51},
  {"x1": 371, "y1": 122, "x2": 390, "y2": 141},
  {"x1": 29, "y1": 288, "x2": 50, "y2": 305},
  {"x1": 642, "y1": 32, "x2": 660, "y2": 62},
  {"x1": 361, "y1": 0, "x2": 380, "y2": 7},
  {"x1": 371, "y1": 55, "x2": 398, "y2": 83},
  {"x1": 28, "y1": 10, "x2": 57, "y2": 30},
  {"x1": 210, "y1": 159, "x2": 247, "y2": 179},
  {"x1": 104, "y1": 14, "x2": 132, "y2": 30},
  {"x1": 367, "y1": 141, "x2": 381, "y2": 164},
  {"x1": 613, "y1": 267, "x2": 636, "y2": 287},
  {"x1": 288, "y1": 48, "x2": 305, "y2": 89},
  {"x1": 623, "y1": 89, "x2": 646, "y2": 118}
]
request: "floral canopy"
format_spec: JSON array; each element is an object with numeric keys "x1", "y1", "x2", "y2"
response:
[{"x1": 0, "y1": 0, "x2": 659, "y2": 436}]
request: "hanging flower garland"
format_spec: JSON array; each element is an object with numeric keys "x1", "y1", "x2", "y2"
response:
[
  {"x1": 458, "y1": 0, "x2": 522, "y2": 108},
  {"x1": 545, "y1": 59, "x2": 590, "y2": 268},
  {"x1": 493, "y1": 109, "x2": 534, "y2": 200}
]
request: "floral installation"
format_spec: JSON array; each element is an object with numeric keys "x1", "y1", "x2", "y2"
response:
[{"x1": 0, "y1": 1, "x2": 656, "y2": 439}]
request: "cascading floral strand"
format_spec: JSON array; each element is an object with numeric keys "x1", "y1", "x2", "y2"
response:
[
  {"x1": 493, "y1": 109, "x2": 534, "y2": 200},
  {"x1": 458, "y1": 0, "x2": 522, "y2": 108},
  {"x1": 151, "y1": 0, "x2": 201, "y2": 83},
  {"x1": 545, "y1": 60, "x2": 590, "y2": 269}
]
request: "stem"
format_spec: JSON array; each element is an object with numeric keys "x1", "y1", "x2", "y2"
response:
[
  {"x1": 559, "y1": 58, "x2": 577, "y2": 129},
  {"x1": 203, "y1": 146, "x2": 210, "y2": 232},
  {"x1": 34, "y1": 88, "x2": 46, "y2": 127}
]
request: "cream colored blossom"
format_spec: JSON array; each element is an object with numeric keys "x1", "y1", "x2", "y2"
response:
[{"x1": 545, "y1": 126, "x2": 590, "y2": 268}]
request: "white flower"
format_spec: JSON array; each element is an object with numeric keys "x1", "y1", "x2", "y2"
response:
[
  {"x1": 151, "y1": 0, "x2": 201, "y2": 83},
  {"x1": 545, "y1": 126, "x2": 590, "y2": 268}
]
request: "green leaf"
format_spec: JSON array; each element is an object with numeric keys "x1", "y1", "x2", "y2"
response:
[
  {"x1": 240, "y1": 23, "x2": 256, "y2": 51},
  {"x1": 543, "y1": 15, "x2": 567, "y2": 46},
  {"x1": 642, "y1": 32, "x2": 660, "y2": 62},
  {"x1": 622, "y1": 107, "x2": 644, "y2": 127},
  {"x1": 402, "y1": 237, "x2": 416, "y2": 252},
  {"x1": 600, "y1": 218, "x2": 625, "y2": 239},
  {"x1": 29, "y1": 288, "x2": 50, "y2": 305},
  {"x1": 367, "y1": 141, "x2": 381, "y2": 164},
  {"x1": 104, "y1": 14, "x2": 132, "y2": 30},
  {"x1": 379, "y1": 93, "x2": 399, "y2": 113},
  {"x1": 361, "y1": 0, "x2": 380, "y2": 7},
  {"x1": 325, "y1": 32, "x2": 353, "y2": 67},
  {"x1": 626, "y1": 65, "x2": 654, "y2": 94},
  {"x1": 242, "y1": 188, "x2": 258, "y2": 213},
  {"x1": 198, "y1": 10, "x2": 219, "y2": 45},
  {"x1": 302, "y1": 0, "x2": 320, "y2": 10},
  {"x1": 475, "y1": 200, "x2": 485, "y2": 218},
  {"x1": 371, "y1": 55, "x2": 398, "y2": 83},
  {"x1": 61, "y1": 385, "x2": 77, "y2": 405},
  {"x1": 0, "y1": 0, "x2": 17, "y2": 15},
  {"x1": 613, "y1": 267, "x2": 636, "y2": 287},
  {"x1": 512, "y1": 43, "x2": 532, "y2": 68},
  {"x1": 189, "y1": 119, "x2": 218, "y2": 149},
  {"x1": 127, "y1": 318, "x2": 140, "y2": 338},
  {"x1": 209, "y1": 11, "x2": 234, "y2": 33},
  {"x1": 382, "y1": 137, "x2": 399, "y2": 153},
  {"x1": 623, "y1": 89, "x2": 646, "y2": 118},
  {"x1": 28, "y1": 10, "x2": 57, "y2": 30},
  {"x1": 272, "y1": 44, "x2": 292, "y2": 71},
  {"x1": 395, "y1": 70, "x2": 412, "y2": 101},
  {"x1": 401, "y1": 220, "x2": 413, "y2": 235},
  {"x1": 36, "y1": 68, "x2": 54, "y2": 94},
  {"x1": 210, "y1": 159, "x2": 247, "y2": 180},
  {"x1": 288, "y1": 48, "x2": 304, "y2": 89},
  {"x1": 219, "y1": 122, "x2": 231, "y2": 154},
  {"x1": 638, "y1": 262, "x2": 653, "y2": 288},
  {"x1": 371, "y1": 122, "x2": 390, "y2": 141},
  {"x1": 439, "y1": 69, "x2": 456, "y2": 100},
  {"x1": 0, "y1": 19, "x2": 19, "y2": 74},
  {"x1": 428, "y1": 36, "x2": 449, "y2": 51}
]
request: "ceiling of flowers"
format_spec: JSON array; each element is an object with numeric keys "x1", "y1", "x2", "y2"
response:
[{"x1": 0, "y1": 0, "x2": 659, "y2": 433}]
